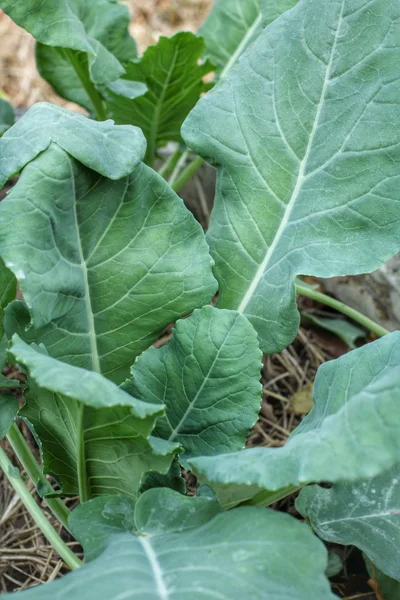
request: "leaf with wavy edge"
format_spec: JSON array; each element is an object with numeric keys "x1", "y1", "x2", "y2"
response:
[
  {"x1": 184, "y1": 0, "x2": 400, "y2": 353},
  {"x1": 11, "y1": 336, "x2": 179, "y2": 497},
  {"x1": 190, "y1": 333, "x2": 400, "y2": 508},
  {"x1": 0, "y1": 143, "x2": 216, "y2": 383},
  {"x1": 129, "y1": 305, "x2": 262, "y2": 459},
  {"x1": 199, "y1": 0, "x2": 298, "y2": 75},
  {"x1": 35, "y1": 0, "x2": 137, "y2": 110},
  {"x1": 105, "y1": 32, "x2": 213, "y2": 163},
  {"x1": 1, "y1": 0, "x2": 127, "y2": 86},
  {"x1": 4, "y1": 489, "x2": 335, "y2": 599},
  {"x1": 0, "y1": 103, "x2": 146, "y2": 188}
]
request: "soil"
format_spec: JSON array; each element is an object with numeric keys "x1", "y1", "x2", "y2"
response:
[{"x1": 0, "y1": 3, "x2": 386, "y2": 598}]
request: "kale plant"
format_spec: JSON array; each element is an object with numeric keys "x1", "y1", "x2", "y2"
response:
[{"x1": 0, "y1": 0, "x2": 399, "y2": 598}]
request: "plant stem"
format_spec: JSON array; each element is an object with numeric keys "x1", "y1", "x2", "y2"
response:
[
  {"x1": 63, "y1": 49, "x2": 107, "y2": 121},
  {"x1": 159, "y1": 147, "x2": 182, "y2": 179},
  {"x1": 171, "y1": 155, "x2": 205, "y2": 193},
  {"x1": 76, "y1": 405, "x2": 90, "y2": 503},
  {"x1": 7, "y1": 424, "x2": 71, "y2": 530},
  {"x1": 296, "y1": 283, "x2": 390, "y2": 338},
  {"x1": 0, "y1": 446, "x2": 82, "y2": 570}
]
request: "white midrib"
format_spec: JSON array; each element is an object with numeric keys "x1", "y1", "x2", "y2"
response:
[
  {"x1": 220, "y1": 12, "x2": 262, "y2": 79},
  {"x1": 237, "y1": 0, "x2": 345, "y2": 315},
  {"x1": 68, "y1": 158, "x2": 101, "y2": 374},
  {"x1": 139, "y1": 537, "x2": 169, "y2": 600}
]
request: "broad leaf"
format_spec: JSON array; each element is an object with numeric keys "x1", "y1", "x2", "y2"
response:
[
  {"x1": 1, "y1": 0, "x2": 127, "y2": 86},
  {"x1": 105, "y1": 32, "x2": 213, "y2": 164},
  {"x1": 130, "y1": 305, "x2": 262, "y2": 458},
  {"x1": 0, "y1": 103, "x2": 146, "y2": 188},
  {"x1": 11, "y1": 336, "x2": 179, "y2": 497},
  {"x1": 190, "y1": 332, "x2": 400, "y2": 508},
  {"x1": 6, "y1": 489, "x2": 336, "y2": 599},
  {"x1": 35, "y1": 0, "x2": 137, "y2": 110},
  {"x1": 199, "y1": 0, "x2": 298, "y2": 75},
  {"x1": 0, "y1": 98, "x2": 14, "y2": 136},
  {"x1": 0, "y1": 142, "x2": 217, "y2": 383},
  {"x1": 297, "y1": 466, "x2": 400, "y2": 581},
  {"x1": 183, "y1": 0, "x2": 400, "y2": 354},
  {"x1": 0, "y1": 393, "x2": 18, "y2": 439},
  {"x1": 303, "y1": 313, "x2": 366, "y2": 348}
]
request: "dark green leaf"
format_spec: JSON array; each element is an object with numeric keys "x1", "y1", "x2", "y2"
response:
[
  {"x1": 1, "y1": 0, "x2": 128, "y2": 87},
  {"x1": 0, "y1": 143, "x2": 217, "y2": 383},
  {"x1": 35, "y1": 0, "x2": 137, "y2": 109},
  {"x1": 105, "y1": 32, "x2": 213, "y2": 163},
  {"x1": 11, "y1": 336, "x2": 179, "y2": 497},
  {"x1": 183, "y1": 0, "x2": 400, "y2": 354},
  {"x1": 130, "y1": 306, "x2": 262, "y2": 458}
]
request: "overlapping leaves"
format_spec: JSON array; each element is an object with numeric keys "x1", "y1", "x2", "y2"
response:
[
  {"x1": 128, "y1": 306, "x2": 262, "y2": 459},
  {"x1": 184, "y1": 0, "x2": 400, "y2": 354},
  {"x1": 3, "y1": 489, "x2": 336, "y2": 599},
  {"x1": 190, "y1": 333, "x2": 400, "y2": 508}
]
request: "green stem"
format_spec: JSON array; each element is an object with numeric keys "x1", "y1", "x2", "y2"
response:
[
  {"x1": 296, "y1": 283, "x2": 390, "y2": 338},
  {"x1": 76, "y1": 405, "x2": 90, "y2": 503},
  {"x1": 63, "y1": 49, "x2": 107, "y2": 121},
  {"x1": 7, "y1": 424, "x2": 70, "y2": 530},
  {"x1": 0, "y1": 446, "x2": 82, "y2": 570},
  {"x1": 171, "y1": 155, "x2": 205, "y2": 193},
  {"x1": 159, "y1": 147, "x2": 182, "y2": 179}
]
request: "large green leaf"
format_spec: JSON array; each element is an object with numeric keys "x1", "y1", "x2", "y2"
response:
[
  {"x1": 11, "y1": 336, "x2": 179, "y2": 497},
  {"x1": 0, "y1": 143, "x2": 216, "y2": 383},
  {"x1": 199, "y1": 0, "x2": 298, "y2": 75},
  {"x1": 35, "y1": 0, "x2": 137, "y2": 110},
  {"x1": 0, "y1": 98, "x2": 14, "y2": 136},
  {"x1": 5, "y1": 489, "x2": 336, "y2": 599},
  {"x1": 190, "y1": 332, "x2": 400, "y2": 508},
  {"x1": 129, "y1": 305, "x2": 262, "y2": 459},
  {"x1": 183, "y1": 0, "x2": 400, "y2": 354},
  {"x1": 0, "y1": 0, "x2": 127, "y2": 86},
  {"x1": 105, "y1": 32, "x2": 213, "y2": 164},
  {"x1": 297, "y1": 466, "x2": 400, "y2": 581},
  {"x1": 0, "y1": 103, "x2": 146, "y2": 188}
]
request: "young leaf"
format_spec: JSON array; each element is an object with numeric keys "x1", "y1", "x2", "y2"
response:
[
  {"x1": 105, "y1": 32, "x2": 214, "y2": 164},
  {"x1": 199, "y1": 0, "x2": 298, "y2": 75},
  {"x1": 35, "y1": 0, "x2": 137, "y2": 110},
  {"x1": 0, "y1": 103, "x2": 146, "y2": 187},
  {"x1": 303, "y1": 313, "x2": 366, "y2": 348},
  {"x1": 0, "y1": 142, "x2": 217, "y2": 383},
  {"x1": 4, "y1": 489, "x2": 336, "y2": 599},
  {"x1": 129, "y1": 306, "x2": 262, "y2": 459},
  {"x1": 297, "y1": 466, "x2": 400, "y2": 582},
  {"x1": 190, "y1": 332, "x2": 400, "y2": 508},
  {"x1": 0, "y1": 98, "x2": 14, "y2": 136},
  {"x1": 183, "y1": 0, "x2": 400, "y2": 354},
  {"x1": 1, "y1": 0, "x2": 127, "y2": 87},
  {"x1": 11, "y1": 336, "x2": 179, "y2": 498}
]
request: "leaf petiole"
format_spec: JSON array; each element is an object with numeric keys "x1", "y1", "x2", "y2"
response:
[
  {"x1": 296, "y1": 283, "x2": 390, "y2": 339},
  {"x1": 0, "y1": 445, "x2": 82, "y2": 571},
  {"x1": 7, "y1": 423, "x2": 71, "y2": 530},
  {"x1": 63, "y1": 49, "x2": 107, "y2": 121}
]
